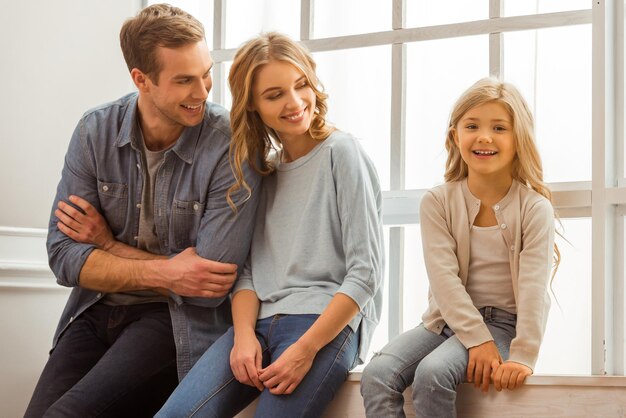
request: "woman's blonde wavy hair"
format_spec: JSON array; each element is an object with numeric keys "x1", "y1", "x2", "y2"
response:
[
  {"x1": 445, "y1": 77, "x2": 561, "y2": 275},
  {"x1": 226, "y1": 32, "x2": 333, "y2": 209}
]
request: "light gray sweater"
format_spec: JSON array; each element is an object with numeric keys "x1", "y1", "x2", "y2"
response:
[{"x1": 233, "y1": 130, "x2": 384, "y2": 364}]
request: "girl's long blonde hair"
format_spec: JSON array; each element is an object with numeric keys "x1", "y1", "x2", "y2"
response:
[
  {"x1": 226, "y1": 32, "x2": 333, "y2": 209},
  {"x1": 445, "y1": 78, "x2": 561, "y2": 275}
]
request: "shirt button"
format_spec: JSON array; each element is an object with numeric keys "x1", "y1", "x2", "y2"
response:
[
  {"x1": 136, "y1": 163, "x2": 141, "y2": 169},
  {"x1": 136, "y1": 203, "x2": 141, "y2": 209},
  {"x1": 500, "y1": 224, "x2": 507, "y2": 229},
  {"x1": 494, "y1": 205, "x2": 500, "y2": 211},
  {"x1": 134, "y1": 236, "x2": 139, "y2": 241},
  {"x1": 193, "y1": 204, "x2": 199, "y2": 211},
  {"x1": 102, "y1": 185, "x2": 109, "y2": 192},
  {"x1": 510, "y1": 245, "x2": 515, "y2": 252}
]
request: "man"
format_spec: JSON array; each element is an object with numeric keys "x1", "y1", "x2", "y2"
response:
[{"x1": 25, "y1": 4, "x2": 260, "y2": 417}]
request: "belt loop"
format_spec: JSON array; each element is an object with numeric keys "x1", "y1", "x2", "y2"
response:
[{"x1": 485, "y1": 306, "x2": 493, "y2": 322}]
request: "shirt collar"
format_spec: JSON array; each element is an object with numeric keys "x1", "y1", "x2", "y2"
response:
[{"x1": 114, "y1": 93, "x2": 201, "y2": 165}]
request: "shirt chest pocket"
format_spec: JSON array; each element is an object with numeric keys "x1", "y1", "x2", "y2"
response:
[
  {"x1": 171, "y1": 199, "x2": 205, "y2": 249},
  {"x1": 97, "y1": 180, "x2": 128, "y2": 234}
]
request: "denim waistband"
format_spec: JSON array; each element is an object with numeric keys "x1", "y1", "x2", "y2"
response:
[{"x1": 478, "y1": 306, "x2": 517, "y2": 322}]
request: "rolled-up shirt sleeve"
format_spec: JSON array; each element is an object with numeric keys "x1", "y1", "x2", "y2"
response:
[{"x1": 47, "y1": 117, "x2": 99, "y2": 287}]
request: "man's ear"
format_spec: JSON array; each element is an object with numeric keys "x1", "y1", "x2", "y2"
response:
[{"x1": 131, "y1": 68, "x2": 150, "y2": 92}]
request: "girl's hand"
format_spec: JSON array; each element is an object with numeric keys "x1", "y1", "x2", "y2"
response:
[
  {"x1": 230, "y1": 330, "x2": 264, "y2": 391},
  {"x1": 467, "y1": 340, "x2": 502, "y2": 392},
  {"x1": 258, "y1": 340, "x2": 317, "y2": 395},
  {"x1": 491, "y1": 361, "x2": 532, "y2": 391},
  {"x1": 55, "y1": 195, "x2": 115, "y2": 250}
]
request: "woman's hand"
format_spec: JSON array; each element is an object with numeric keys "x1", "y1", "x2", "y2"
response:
[
  {"x1": 491, "y1": 361, "x2": 532, "y2": 391},
  {"x1": 55, "y1": 195, "x2": 115, "y2": 250},
  {"x1": 230, "y1": 329, "x2": 264, "y2": 391},
  {"x1": 258, "y1": 340, "x2": 317, "y2": 395},
  {"x1": 467, "y1": 340, "x2": 502, "y2": 392}
]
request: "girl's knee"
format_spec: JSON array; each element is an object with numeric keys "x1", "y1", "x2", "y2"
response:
[
  {"x1": 361, "y1": 354, "x2": 408, "y2": 396},
  {"x1": 413, "y1": 357, "x2": 460, "y2": 391}
]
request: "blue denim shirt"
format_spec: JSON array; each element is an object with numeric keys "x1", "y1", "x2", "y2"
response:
[{"x1": 47, "y1": 92, "x2": 260, "y2": 378}]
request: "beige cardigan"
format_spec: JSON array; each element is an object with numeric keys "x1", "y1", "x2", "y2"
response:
[{"x1": 420, "y1": 178, "x2": 554, "y2": 370}]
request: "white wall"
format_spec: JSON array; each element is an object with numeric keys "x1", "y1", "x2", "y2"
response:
[
  {"x1": 0, "y1": 0, "x2": 141, "y2": 229},
  {"x1": 0, "y1": 1, "x2": 142, "y2": 416}
]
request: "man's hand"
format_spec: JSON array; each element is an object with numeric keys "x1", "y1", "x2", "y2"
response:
[
  {"x1": 160, "y1": 248, "x2": 237, "y2": 298},
  {"x1": 230, "y1": 329, "x2": 264, "y2": 390},
  {"x1": 492, "y1": 361, "x2": 531, "y2": 391},
  {"x1": 55, "y1": 195, "x2": 115, "y2": 250},
  {"x1": 258, "y1": 340, "x2": 317, "y2": 395},
  {"x1": 467, "y1": 340, "x2": 502, "y2": 392}
]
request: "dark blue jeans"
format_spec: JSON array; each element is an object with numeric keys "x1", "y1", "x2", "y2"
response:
[
  {"x1": 156, "y1": 314, "x2": 360, "y2": 418},
  {"x1": 25, "y1": 302, "x2": 178, "y2": 418}
]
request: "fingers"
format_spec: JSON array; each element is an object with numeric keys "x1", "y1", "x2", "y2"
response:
[
  {"x1": 493, "y1": 363, "x2": 530, "y2": 391},
  {"x1": 68, "y1": 195, "x2": 96, "y2": 215},
  {"x1": 55, "y1": 207, "x2": 79, "y2": 230},
  {"x1": 481, "y1": 363, "x2": 491, "y2": 392},
  {"x1": 57, "y1": 200, "x2": 84, "y2": 221},
  {"x1": 244, "y1": 360, "x2": 263, "y2": 391},
  {"x1": 492, "y1": 366, "x2": 504, "y2": 392},
  {"x1": 57, "y1": 220, "x2": 78, "y2": 239},
  {"x1": 203, "y1": 258, "x2": 238, "y2": 274},
  {"x1": 473, "y1": 363, "x2": 483, "y2": 388},
  {"x1": 466, "y1": 359, "x2": 475, "y2": 383}
]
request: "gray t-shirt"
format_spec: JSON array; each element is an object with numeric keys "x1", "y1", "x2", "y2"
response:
[
  {"x1": 101, "y1": 124, "x2": 168, "y2": 306},
  {"x1": 233, "y1": 130, "x2": 384, "y2": 364}
]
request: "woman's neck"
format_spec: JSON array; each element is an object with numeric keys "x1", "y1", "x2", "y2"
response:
[{"x1": 279, "y1": 132, "x2": 320, "y2": 163}]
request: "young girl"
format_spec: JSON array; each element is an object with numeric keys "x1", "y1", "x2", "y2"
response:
[
  {"x1": 157, "y1": 32, "x2": 384, "y2": 418},
  {"x1": 361, "y1": 78, "x2": 559, "y2": 418}
]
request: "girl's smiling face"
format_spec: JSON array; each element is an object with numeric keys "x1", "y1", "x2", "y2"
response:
[{"x1": 453, "y1": 101, "x2": 517, "y2": 182}]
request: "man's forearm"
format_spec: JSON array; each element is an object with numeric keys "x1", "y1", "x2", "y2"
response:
[
  {"x1": 107, "y1": 241, "x2": 168, "y2": 260},
  {"x1": 78, "y1": 249, "x2": 167, "y2": 293},
  {"x1": 77, "y1": 247, "x2": 237, "y2": 297}
]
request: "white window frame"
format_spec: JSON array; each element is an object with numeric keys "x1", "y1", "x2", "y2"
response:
[{"x1": 147, "y1": 0, "x2": 626, "y2": 376}]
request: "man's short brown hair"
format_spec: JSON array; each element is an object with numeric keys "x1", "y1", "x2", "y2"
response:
[{"x1": 120, "y1": 3, "x2": 205, "y2": 83}]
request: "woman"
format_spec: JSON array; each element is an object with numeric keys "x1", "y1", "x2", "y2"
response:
[{"x1": 157, "y1": 32, "x2": 384, "y2": 418}]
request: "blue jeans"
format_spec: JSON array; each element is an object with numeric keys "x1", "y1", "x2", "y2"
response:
[
  {"x1": 24, "y1": 302, "x2": 178, "y2": 418},
  {"x1": 157, "y1": 314, "x2": 360, "y2": 418},
  {"x1": 361, "y1": 307, "x2": 517, "y2": 418}
]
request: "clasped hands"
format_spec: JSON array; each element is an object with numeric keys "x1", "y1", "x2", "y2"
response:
[
  {"x1": 467, "y1": 340, "x2": 532, "y2": 392},
  {"x1": 230, "y1": 330, "x2": 316, "y2": 395}
]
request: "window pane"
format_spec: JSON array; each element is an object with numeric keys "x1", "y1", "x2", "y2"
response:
[
  {"x1": 535, "y1": 218, "x2": 592, "y2": 375},
  {"x1": 503, "y1": 0, "x2": 590, "y2": 17},
  {"x1": 314, "y1": 46, "x2": 392, "y2": 190},
  {"x1": 403, "y1": 225, "x2": 429, "y2": 332},
  {"x1": 405, "y1": 35, "x2": 489, "y2": 190},
  {"x1": 504, "y1": 25, "x2": 592, "y2": 183},
  {"x1": 314, "y1": 0, "x2": 390, "y2": 38},
  {"x1": 406, "y1": 0, "x2": 487, "y2": 28},
  {"x1": 225, "y1": 0, "x2": 300, "y2": 48}
]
